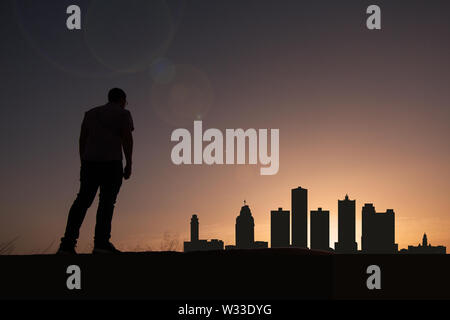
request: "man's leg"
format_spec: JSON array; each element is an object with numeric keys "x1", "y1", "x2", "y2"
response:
[
  {"x1": 61, "y1": 162, "x2": 99, "y2": 247},
  {"x1": 94, "y1": 162, "x2": 123, "y2": 246}
]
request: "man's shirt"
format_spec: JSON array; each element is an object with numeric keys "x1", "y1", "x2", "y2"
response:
[{"x1": 81, "y1": 102, "x2": 134, "y2": 162}]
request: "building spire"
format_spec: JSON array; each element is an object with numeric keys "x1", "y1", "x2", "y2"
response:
[{"x1": 422, "y1": 233, "x2": 428, "y2": 246}]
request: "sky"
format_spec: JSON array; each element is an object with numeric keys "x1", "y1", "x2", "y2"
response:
[{"x1": 0, "y1": 0, "x2": 449, "y2": 254}]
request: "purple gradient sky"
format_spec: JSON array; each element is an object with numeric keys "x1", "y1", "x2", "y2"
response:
[{"x1": 0, "y1": 0, "x2": 449, "y2": 253}]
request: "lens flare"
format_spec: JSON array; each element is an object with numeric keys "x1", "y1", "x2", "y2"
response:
[
  {"x1": 84, "y1": 0, "x2": 175, "y2": 73},
  {"x1": 151, "y1": 64, "x2": 214, "y2": 126}
]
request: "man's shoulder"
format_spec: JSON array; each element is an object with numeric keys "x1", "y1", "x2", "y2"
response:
[
  {"x1": 122, "y1": 109, "x2": 132, "y2": 117},
  {"x1": 112, "y1": 106, "x2": 133, "y2": 119},
  {"x1": 85, "y1": 105, "x2": 106, "y2": 114},
  {"x1": 83, "y1": 104, "x2": 132, "y2": 123},
  {"x1": 84, "y1": 105, "x2": 116, "y2": 121}
]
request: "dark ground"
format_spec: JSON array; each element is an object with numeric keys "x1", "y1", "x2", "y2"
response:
[{"x1": 0, "y1": 248, "x2": 449, "y2": 300}]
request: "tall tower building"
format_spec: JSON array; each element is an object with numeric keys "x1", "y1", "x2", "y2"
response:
[
  {"x1": 334, "y1": 195, "x2": 357, "y2": 253},
  {"x1": 361, "y1": 204, "x2": 397, "y2": 253},
  {"x1": 190, "y1": 214, "x2": 199, "y2": 242},
  {"x1": 271, "y1": 208, "x2": 290, "y2": 248},
  {"x1": 291, "y1": 187, "x2": 308, "y2": 248},
  {"x1": 310, "y1": 208, "x2": 330, "y2": 251},
  {"x1": 236, "y1": 202, "x2": 255, "y2": 249}
]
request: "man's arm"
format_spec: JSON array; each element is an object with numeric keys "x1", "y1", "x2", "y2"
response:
[
  {"x1": 122, "y1": 128, "x2": 133, "y2": 180},
  {"x1": 79, "y1": 113, "x2": 88, "y2": 161}
]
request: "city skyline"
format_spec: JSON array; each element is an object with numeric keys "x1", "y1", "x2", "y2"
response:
[{"x1": 183, "y1": 187, "x2": 446, "y2": 254}]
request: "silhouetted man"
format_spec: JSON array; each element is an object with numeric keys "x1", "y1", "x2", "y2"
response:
[{"x1": 57, "y1": 88, "x2": 134, "y2": 254}]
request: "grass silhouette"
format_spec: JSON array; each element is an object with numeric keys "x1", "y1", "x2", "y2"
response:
[{"x1": 0, "y1": 236, "x2": 19, "y2": 255}]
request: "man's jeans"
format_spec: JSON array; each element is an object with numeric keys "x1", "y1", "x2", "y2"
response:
[{"x1": 62, "y1": 161, "x2": 123, "y2": 246}]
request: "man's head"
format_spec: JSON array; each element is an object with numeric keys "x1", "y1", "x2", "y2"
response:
[{"x1": 108, "y1": 88, "x2": 127, "y2": 108}]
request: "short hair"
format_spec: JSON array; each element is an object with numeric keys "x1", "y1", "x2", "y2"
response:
[{"x1": 108, "y1": 88, "x2": 127, "y2": 103}]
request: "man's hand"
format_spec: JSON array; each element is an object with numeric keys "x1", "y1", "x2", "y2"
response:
[{"x1": 124, "y1": 163, "x2": 132, "y2": 180}]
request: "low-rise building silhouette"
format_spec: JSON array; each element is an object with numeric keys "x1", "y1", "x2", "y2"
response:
[
  {"x1": 254, "y1": 241, "x2": 268, "y2": 248},
  {"x1": 361, "y1": 204, "x2": 398, "y2": 253},
  {"x1": 406, "y1": 233, "x2": 446, "y2": 254},
  {"x1": 271, "y1": 208, "x2": 290, "y2": 248},
  {"x1": 310, "y1": 208, "x2": 331, "y2": 251},
  {"x1": 183, "y1": 214, "x2": 224, "y2": 252},
  {"x1": 225, "y1": 241, "x2": 268, "y2": 250},
  {"x1": 334, "y1": 195, "x2": 357, "y2": 253}
]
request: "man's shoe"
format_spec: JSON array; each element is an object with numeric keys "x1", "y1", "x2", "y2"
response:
[
  {"x1": 56, "y1": 242, "x2": 77, "y2": 255},
  {"x1": 92, "y1": 242, "x2": 121, "y2": 254}
]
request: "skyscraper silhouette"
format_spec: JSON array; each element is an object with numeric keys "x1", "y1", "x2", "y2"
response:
[
  {"x1": 291, "y1": 186, "x2": 307, "y2": 248},
  {"x1": 361, "y1": 204, "x2": 398, "y2": 253},
  {"x1": 310, "y1": 208, "x2": 330, "y2": 251},
  {"x1": 236, "y1": 203, "x2": 255, "y2": 249},
  {"x1": 271, "y1": 208, "x2": 290, "y2": 248},
  {"x1": 334, "y1": 195, "x2": 358, "y2": 253}
]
